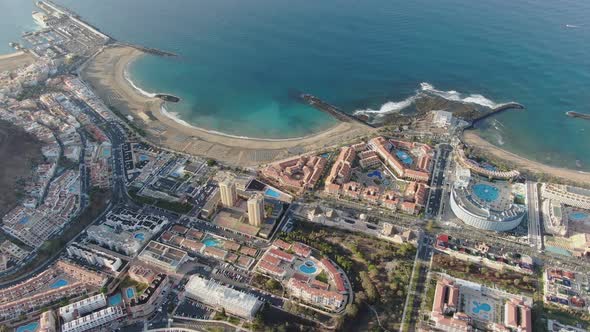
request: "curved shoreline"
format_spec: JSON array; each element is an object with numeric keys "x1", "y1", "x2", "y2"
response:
[
  {"x1": 120, "y1": 48, "x2": 342, "y2": 142},
  {"x1": 462, "y1": 130, "x2": 590, "y2": 185},
  {"x1": 81, "y1": 45, "x2": 374, "y2": 165}
]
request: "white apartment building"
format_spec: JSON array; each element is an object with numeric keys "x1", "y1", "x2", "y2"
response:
[
  {"x1": 185, "y1": 275, "x2": 262, "y2": 320},
  {"x1": 66, "y1": 243, "x2": 122, "y2": 273},
  {"x1": 59, "y1": 293, "x2": 107, "y2": 322},
  {"x1": 61, "y1": 306, "x2": 125, "y2": 332}
]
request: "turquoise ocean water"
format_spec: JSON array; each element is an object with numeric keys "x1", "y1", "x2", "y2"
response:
[{"x1": 1, "y1": 0, "x2": 589, "y2": 170}]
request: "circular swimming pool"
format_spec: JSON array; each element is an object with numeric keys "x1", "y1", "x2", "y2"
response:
[
  {"x1": 298, "y1": 260, "x2": 318, "y2": 274},
  {"x1": 472, "y1": 184, "x2": 500, "y2": 202}
]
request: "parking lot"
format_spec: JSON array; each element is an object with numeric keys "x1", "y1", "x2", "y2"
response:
[{"x1": 175, "y1": 298, "x2": 214, "y2": 320}]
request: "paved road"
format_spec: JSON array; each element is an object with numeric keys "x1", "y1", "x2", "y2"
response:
[
  {"x1": 400, "y1": 234, "x2": 434, "y2": 332},
  {"x1": 526, "y1": 181, "x2": 544, "y2": 251},
  {"x1": 425, "y1": 144, "x2": 452, "y2": 219}
]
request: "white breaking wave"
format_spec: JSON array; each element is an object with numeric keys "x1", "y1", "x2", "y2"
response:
[
  {"x1": 124, "y1": 68, "x2": 157, "y2": 98},
  {"x1": 419, "y1": 82, "x2": 501, "y2": 109},
  {"x1": 495, "y1": 133, "x2": 505, "y2": 146},
  {"x1": 353, "y1": 95, "x2": 418, "y2": 117},
  {"x1": 354, "y1": 82, "x2": 504, "y2": 119},
  {"x1": 159, "y1": 105, "x2": 321, "y2": 141}
]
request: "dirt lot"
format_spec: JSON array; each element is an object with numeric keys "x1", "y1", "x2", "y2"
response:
[{"x1": 0, "y1": 120, "x2": 44, "y2": 215}]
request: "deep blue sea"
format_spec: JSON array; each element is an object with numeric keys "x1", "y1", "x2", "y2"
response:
[{"x1": 1, "y1": 0, "x2": 589, "y2": 170}]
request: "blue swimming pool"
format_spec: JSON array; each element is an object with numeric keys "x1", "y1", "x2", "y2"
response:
[
  {"x1": 546, "y1": 246, "x2": 573, "y2": 257},
  {"x1": 395, "y1": 150, "x2": 413, "y2": 165},
  {"x1": 108, "y1": 293, "x2": 122, "y2": 306},
  {"x1": 202, "y1": 237, "x2": 221, "y2": 247},
  {"x1": 50, "y1": 278, "x2": 69, "y2": 289},
  {"x1": 16, "y1": 322, "x2": 39, "y2": 332},
  {"x1": 126, "y1": 287, "x2": 136, "y2": 299},
  {"x1": 139, "y1": 154, "x2": 149, "y2": 162},
  {"x1": 472, "y1": 301, "x2": 491, "y2": 314},
  {"x1": 298, "y1": 260, "x2": 318, "y2": 274},
  {"x1": 570, "y1": 211, "x2": 589, "y2": 221},
  {"x1": 320, "y1": 153, "x2": 330, "y2": 158},
  {"x1": 472, "y1": 184, "x2": 500, "y2": 202},
  {"x1": 19, "y1": 216, "x2": 30, "y2": 224},
  {"x1": 367, "y1": 170, "x2": 383, "y2": 179},
  {"x1": 265, "y1": 188, "x2": 280, "y2": 198},
  {"x1": 134, "y1": 233, "x2": 145, "y2": 240}
]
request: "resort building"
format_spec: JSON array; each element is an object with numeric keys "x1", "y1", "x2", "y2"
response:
[
  {"x1": 325, "y1": 146, "x2": 356, "y2": 186},
  {"x1": 268, "y1": 248, "x2": 295, "y2": 263},
  {"x1": 128, "y1": 264, "x2": 158, "y2": 284},
  {"x1": 257, "y1": 260, "x2": 287, "y2": 278},
  {"x1": 61, "y1": 306, "x2": 126, "y2": 332},
  {"x1": 287, "y1": 278, "x2": 345, "y2": 310},
  {"x1": 543, "y1": 268, "x2": 589, "y2": 311},
  {"x1": 66, "y1": 242, "x2": 123, "y2": 274},
  {"x1": 504, "y1": 299, "x2": 532, "y2": 332},
  {"x1": 59, "y1": 293, "x2": 107, "y2": 322},
  {"x1": 431, "y1": 278, "x2": 472, "y2": 332},
  {"x1": 185, "y1": 275, "x2": 262, "y2": 320},
  {"x1": 138, "y1": 241, "x2": 189, "y2": 273},
  {"x1": 542, "y1": 183, "x2": 590, "y2": 210},
  {"x1": 430, "y1": 276, "x2": 532, "y2": 332},
  {"x1": 0, "y1": 240, "x2": 30, "y2": 261},
  {"x1": 450, "y1": 176, "x2": 525, "y2": 232},
  {"x1": 455, "y1": 147, "x2": 520, "y2": 180},
  {"x1": 247, "y1": 193, "x2": 265, "y2": 227},
  {"x1": 128, "y1": 273, "x2": 169, "y2": 318},
  {"x1": 320, "y1": 258, "x2": 347, "y2": 293},
  {"x1": 39, "y1": 310, "x2": 58, "y2": 332},
  {"x1": 261, "y1": 155, "x2": 327, "y2": 193},
  {"x1": 219, "y1": 180, "x2": 238, "y2": 207},
  {"x1": 86, "y1": 225, "x2": 143, "y2": 256},
  {"x1": 368, "y1": 137, "x2": 431, "y2": 182},
  {"x1": 0, "y1": 260, "x2": 107, "y2": 320},
  {"x1": 322, "y1": 139, "x2": 431, "y2": 214}
]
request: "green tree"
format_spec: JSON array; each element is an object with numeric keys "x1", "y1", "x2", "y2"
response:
[{"x1": 345, "y1": 303, "x2": 359, "y2": 318}]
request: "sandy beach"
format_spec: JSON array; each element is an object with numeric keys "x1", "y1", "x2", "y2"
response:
[
  {"x1": 81, "y1": 45, "x2": 375, "y2": 166},
  {"x1": 0, "y1": 51, "x2": 34, "y2": 72},
  {"x1": 463, "y1": 130, "x2": 590, "y2": 185}
]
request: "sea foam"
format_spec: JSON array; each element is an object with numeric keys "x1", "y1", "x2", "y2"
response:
[
  {"x1": 354, "y1": 82, "x2": 504, "y2": 118},
  {"x1": 124, "y1": 68, "x2": 157, "y2": 98}
]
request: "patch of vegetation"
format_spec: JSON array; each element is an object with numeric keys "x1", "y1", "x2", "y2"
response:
[
  {"x1": 280, "y1": 221, "x2": 416, "y2": 331},
  {"x1": 315, "y1": 271, "x2": 329, "y2": 283},
  {"x1": 107, "y1": 105, "x2": 147, "y2": 137},
  {"x1": 431, "y1": 253, "x2": 536, "y2": 294},
  {"x1": 128, "y1": 187, "x2": 193, "y2": 214},
  {"x1": 251, "y1": 274, "x2": 283, "y2": 297}
]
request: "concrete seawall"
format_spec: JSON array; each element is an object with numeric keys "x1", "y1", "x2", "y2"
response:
[{"x1": 467, "y1": 102, "x2": 525, "y2": 128}]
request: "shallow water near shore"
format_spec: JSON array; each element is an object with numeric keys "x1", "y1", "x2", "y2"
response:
[{"x1": 1, "y1": 0, "x2": 589, "y2": 170}]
